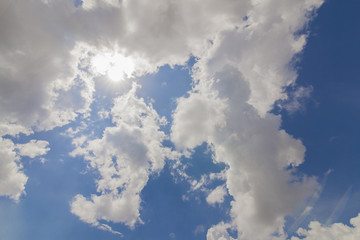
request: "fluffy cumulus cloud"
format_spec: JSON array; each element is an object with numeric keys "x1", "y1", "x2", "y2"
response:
[
  {"x1": 206, "y1": 185, "x2": 228, "y2": 206},
  {"x1": 0, "y1": 138, "x2": 28, "y2": 201},
  {"x1": 0, "y1": 138, "x2": 49, "y2": 200},
  {"x1": 70, "y1": 84, "x2": 177, "y2": 232},
  {"x1": 16, "y1": 140, "x2": 50, "y2": 158},
  {"x1": 207, "y1": 222, "x2": 235, "y2": 240},
  {"x1": 172, "y1": 65, "x2": 319, "y2": 239},
  {"x1": 171, "y1": 0, "x2": 324, "y2": 239},
  {"x1": 291, "y1": 214, "x2": 360, "y2": 240}
]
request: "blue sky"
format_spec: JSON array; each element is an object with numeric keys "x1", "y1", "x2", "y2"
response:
[{"x1": 1, "y1": 0, "x2": 360, "y2": 239}]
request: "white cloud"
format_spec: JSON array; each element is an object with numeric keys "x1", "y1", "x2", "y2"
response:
[
  {"x1": 171, "y1": 0, "x2": 324, "y2": 239},
  {"x1": 291, "y1": 213, "x2": 360, "y2": 240},
  {"x1": 0, "y1": 123, "x2": 32, "y2": 138},
  {"x1": 207, "y1": 222, "x2": 235, "y2": 240},
  {"x1": 0, "y1": 138, "x2": 49, "y2": 201},
  {"x1": 171, "y1": 92, "x2": 227, "y2": 152},
  {"x1": 0, "y1": 0, "x2": 253, "y2": 201},
  {"x1": 206, "y1": 185, "x2": 227, "y2": 206},
  {"x1": 16, "y1": 140, "x2": 50, "y2": 158},
  {"x1": 173, "y1": 67, "x2": 319, "y2": 239},
  {"x1": 0, "y1": 138, "x2": 28, "y2": 201},
  {"x1": 70, "y1": 84, "x2": 178, "y2": 231}
]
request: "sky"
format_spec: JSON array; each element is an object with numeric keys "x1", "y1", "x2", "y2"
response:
[{"x1": 0, "y1": 0, "x2": 360, "y2": 240}]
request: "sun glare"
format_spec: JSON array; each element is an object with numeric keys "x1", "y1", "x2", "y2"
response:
[{"x1": 92, "y1": 53, "x2": 135, "y2": 82}]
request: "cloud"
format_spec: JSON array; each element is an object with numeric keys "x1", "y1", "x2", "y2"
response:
[
  {"x1": 171, "y1": 93, "x2": 227, "y2": 152},
  {"x1": 207, "y1": 222, "x2": 235, "y2": 240},
  {"x1": 0, "y1": 138, "x2": 49, "y2": 201},
  {"x1": 206, "y1": 185, "x2": 227, "y2": 206},
  {"x1": 171, "y1": 0, "x2": 323, "y2": 239},
  {"x1": 291, "y1": 213, "x2": 360, "y2": 240},
  {"x1": 70, "y1": 84, "x2": 178, "y2": 231},
  {"x1": 0, "y1": 0, "x2": 257, "y2": 137},
  {"x1": 0, "y1": 138, "x2": 28, "y2": 201},
  {"x1": 278, "y1": 86, "x2": 314, "y2": 114},
  {"x1": 0, "y1": 1, "x2": 97, "y2": 200},
  {"x1": 16, "y1": 140, "x2": 50, "y2": 158},
  {"x1": 0, "y1": 0, "x2": 253, "y2": 202},
  {"x1": 172, "y1": 66, "x2": 319, "y2": 240},
  {"x1": 0, "y1": 1, "x2": 95, "y2": 134}
]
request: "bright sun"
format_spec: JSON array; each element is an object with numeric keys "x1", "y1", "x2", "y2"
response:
[{"x1": 92, "y1": 53, "x2": 135, "y2": 82}]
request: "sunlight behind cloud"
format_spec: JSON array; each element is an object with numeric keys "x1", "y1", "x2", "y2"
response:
[{"x1": 91, "y1": 53, "x2": 135, "y2": 82}]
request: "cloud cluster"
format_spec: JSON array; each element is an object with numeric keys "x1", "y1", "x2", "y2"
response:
[
  {"x1": 0, "y1": 0, "x2": 252, "y2": 201},
  {"x1": 171, "y1": 0, "x2": 324, "y2": 239},
  {"x1": 0, "y1": 138, "x2": 27, "y2": 201},
  {"x1": 172, "y1": 66, "x2": 319, "y2": 239},
  {"x1": 0, "y1": 1, "x2": 92, "y2": 200},
  {"x1": 0, "y1": 138, "x2": 50, "y2": 200},
  {"x1": 0, "y1": 1, "x2": 94, "y2": 134},
  {"x1": 0, "y1": 0, "x2": 259, "y2": 134},
  {"x1": 70, "y1": 84, "x2": 177, "y2": 231}
]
